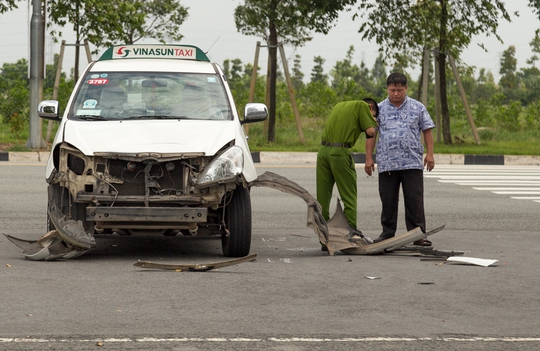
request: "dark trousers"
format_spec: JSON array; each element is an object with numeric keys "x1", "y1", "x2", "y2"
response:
[{"x1": 378, "y1": 169, "x2": 426, "y2": 238}]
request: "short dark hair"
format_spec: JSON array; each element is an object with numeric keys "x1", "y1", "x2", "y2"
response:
[
  {"x1": 386, "y1": 72, "x2": 407, "y2": 87},
  {"x1": 362, "y1": 97, "x2": 379, "y2": 117}
]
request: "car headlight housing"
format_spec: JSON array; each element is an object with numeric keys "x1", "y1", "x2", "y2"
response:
[{"x1": 197, "y1": 146, "x2": 244, "y2": 186}]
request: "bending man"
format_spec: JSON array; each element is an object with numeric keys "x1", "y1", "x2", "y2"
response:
[{"x1": 316, "y1": 99, "x2": 378, "y2": 250}]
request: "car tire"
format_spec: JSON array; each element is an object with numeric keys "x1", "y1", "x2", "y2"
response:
[
  {"x1": 47, "y1": 183, "x2": 93, "y2": 234},
  {"x1": 222, "y1": 186, "x2": 252, "y2": 257},
  {"x1": 46, "y1": 211, "x2": 55, "y2": 231}
]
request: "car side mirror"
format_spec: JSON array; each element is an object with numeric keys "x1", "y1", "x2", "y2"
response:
[
  {"x1": 38, "y1": 100, "x2": 61, "y2": 121},
  {"x1": 241, "y1": 103, "x2": 268, "y2": 125}
]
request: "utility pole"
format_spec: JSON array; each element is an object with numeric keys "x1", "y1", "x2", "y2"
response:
[{"x1": 27, "y1": 0, "x2": 47, "y2": 149}]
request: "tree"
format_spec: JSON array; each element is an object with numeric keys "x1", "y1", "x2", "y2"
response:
[
  {"x1": 369, "y1": 53, "x2": 387, "y2": 99},
  {"x1": 529, "y1": 0, "x2": 540, "y2": 18},
  {"x1": 330, "y1": 46, "x2": 361, "y2": 87},
  {"x1": 310, "y1": 56, "x2": 328, "y2": 85},
  {"x1": 47, "y1": 0, "x2": 91, "y2": 81},
  {"x1": 47, "y1": 0, "x2": 188, "y2": 80},
  {"x1": 291, "y1": 54, "x2": 305, "y2": 92},
  {"x1": 0, "y1": 59, "x2": 29, "y2": 130},
  {"x1": 330, "y1": 46, "x2": 369, "y2": 100},
  {"x1": 499, "y1": 45, "x2": 519, "y2": 89},
  {"x1": 223, "y1": 58, "x2": 245, "y2": 82},
  {"x1": 526, "y1": 29, "x2": 540, "y2": 68},
  {"x1": 519, "y1": 31, "x2": 540, "y2": 104},
  {"x1": 234, "y1": 0, "x2": 356, "y2": 142},
  {"x1": 355, "y1": 0, "x2": 510, "y2": 144},
  {"x1": 474, "y1": 68, "x2": 498, "y2": 102},
  {"x1": 0, "y1": 0, "x2": 19, "y2": 13},
  {"x1": 84, "y1": 0, "x2": 188, "y2": 48}
]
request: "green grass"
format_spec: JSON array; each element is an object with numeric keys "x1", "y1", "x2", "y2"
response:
[
  {"x1": 246, "y1": 122, "x2": 540, "y2": 156},
  {"x1": 0, "y1": 118, "x2": 57, "y2": 152},
  {"x1": 1, "y1": 118, "x2": 539, "y2": 156}
]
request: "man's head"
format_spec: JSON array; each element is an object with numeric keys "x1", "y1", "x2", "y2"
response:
[
  {"x1": 386, "y1": 72, "x2": 408, "y2": 106},
  {"x1": 362, "y1": 97, "x2": 379, "y2": 119}
]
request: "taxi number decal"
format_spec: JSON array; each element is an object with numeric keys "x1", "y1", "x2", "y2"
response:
[{"x1": 87, "y1": 79, "x2": 109, "y2": 85}]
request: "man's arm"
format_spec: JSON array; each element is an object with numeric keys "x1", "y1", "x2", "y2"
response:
[
  {"x1": 423, "y1": 128, "x2": 435, "y2": 171},
  {"x1": 365, "y1": 127, "x2": 376, "y2": 138},
  {"x1": 364, "y1": 132, "x2": 377, "y2": 176}
]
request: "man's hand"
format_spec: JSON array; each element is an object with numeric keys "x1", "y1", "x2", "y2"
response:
[
  {"x1": 424, "y1": 154, "x2": 435, "y2": 171},
  {"x1": 422, "y1": 128, "x2": 435, "y2": 171},
  {"x1": 365, "y1": 134, "x2": 377, "y2": 176},
  {"x1": 365, "y1": 158, "x2": 375, "y2": 176}
]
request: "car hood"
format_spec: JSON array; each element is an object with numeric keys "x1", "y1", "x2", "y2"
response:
[{"x1": 62, "y1": 119, "x2": 238, "y2": 156}]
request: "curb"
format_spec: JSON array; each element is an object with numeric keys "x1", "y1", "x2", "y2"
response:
[
  {"x1": 1, "y1": 151, "x2": 540, "y2": 166},
  {"x1": 252, "y1": 152, "x2": 540, "y2": 166}
]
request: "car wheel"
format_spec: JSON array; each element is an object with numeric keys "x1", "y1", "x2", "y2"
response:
[
  {"x1": 46, "y1": 211, "x2": 55, "y2": 231},
  {"x1": 46, "y1": 183, "x2": 65, "y2": 231},
  {"x1": 222, "y1": 186, "x2": 251, "y2": 257},
  {"x1": 47, "y1": 183, "x2": 93, "y2": 234}
]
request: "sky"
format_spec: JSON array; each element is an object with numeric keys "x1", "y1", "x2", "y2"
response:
[{"x1": 0, "y1": 0, "x2": 538, "y2": 82}]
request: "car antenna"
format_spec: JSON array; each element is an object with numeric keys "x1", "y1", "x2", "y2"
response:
[{"x1": 205, "y1": 36, "x2": 220, "y2": 55}]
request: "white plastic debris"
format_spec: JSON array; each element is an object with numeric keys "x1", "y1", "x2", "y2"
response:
[{"x1": 447, "y1": 256, "x2": 499, "y2": 267}]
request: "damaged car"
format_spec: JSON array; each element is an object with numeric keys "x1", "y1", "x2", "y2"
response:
[{"x1": 36, "y1": 44, "x2": 267, "y2": 259}]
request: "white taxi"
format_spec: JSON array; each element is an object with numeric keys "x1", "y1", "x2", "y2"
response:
[{"x1": 38, "y1": 44, "x2": 267, "y2": 258}]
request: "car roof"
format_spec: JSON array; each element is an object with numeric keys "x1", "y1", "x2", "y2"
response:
[{"x1": 89, "y1": 59, "x2": 217, "y2": 74}]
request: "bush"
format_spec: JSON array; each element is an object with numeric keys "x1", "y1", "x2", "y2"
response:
[{"x1": 0, "y1": 79, "x2": 29, "y2": 129}]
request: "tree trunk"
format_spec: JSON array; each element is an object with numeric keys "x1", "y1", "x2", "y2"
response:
[
  {"x1": 267, "y1": 22, "x2": 278, "y2": 143},
  {"x1": 438, "y1": 53, "x2": 452, "y2": 144},
  {"x1": 438, "y1": 0, "x2": 452, "y2": 145},
  {"x1": 417, "y1": 47, "x2": 425, "y2": 101}
]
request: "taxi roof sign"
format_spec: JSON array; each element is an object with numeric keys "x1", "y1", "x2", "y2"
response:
[{"x1": 98, "y1": 44, "x2": 210, "y2": 62}]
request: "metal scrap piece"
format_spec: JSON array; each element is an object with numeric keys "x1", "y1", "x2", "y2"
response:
[
  {"x1": 250, "y1": 171, "x2": 445, "y2": 256},
  {"x1": 48, "y1": 206, "x2": 95, "y2": 248},
  {"x1": 134, "y1": 253, "x2": 257, "y2": 271},
  {"x1": 250, "y1": 171, "x2": 329, "y2": 246},
  {"x1": 4, "y1": 230, "x2": 89, "y2": 261}
]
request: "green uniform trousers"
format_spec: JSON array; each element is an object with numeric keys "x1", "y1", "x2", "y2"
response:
[{"x1": 316, "y1": 145, "x2": 357, "y2": 229}]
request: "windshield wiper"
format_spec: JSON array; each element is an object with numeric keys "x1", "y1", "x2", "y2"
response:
[
  {"x1": 123, "y1": 115, "x2": 189, "y2": 120},
  {"x1": 75, "y1": 115, "x2": 108, "y2": 121}
]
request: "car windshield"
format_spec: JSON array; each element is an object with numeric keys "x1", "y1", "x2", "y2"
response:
[{"x1": 70, "y1": 72, "x2": 232, "y2": 121}]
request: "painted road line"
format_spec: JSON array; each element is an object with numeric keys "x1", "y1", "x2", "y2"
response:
[
  {"x1": 427, "y1": 166, "x2": 540, "y2": 203},
  {"x1": 472, "y1": 187, "x2": 540, "y2": 191}
]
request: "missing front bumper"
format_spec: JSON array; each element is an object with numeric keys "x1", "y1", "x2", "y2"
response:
[{"x1": 86, "y1": 206, "x2": 208, "y2": 223}]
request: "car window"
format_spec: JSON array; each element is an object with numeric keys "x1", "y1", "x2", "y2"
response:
[{"x1": 71, "y1": 72, "x2": 232, "y2": 121}]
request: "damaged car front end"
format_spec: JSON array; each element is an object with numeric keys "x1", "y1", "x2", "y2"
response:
[{"x1": 29, "y1": 44, "x2": 268, "y2": 259}]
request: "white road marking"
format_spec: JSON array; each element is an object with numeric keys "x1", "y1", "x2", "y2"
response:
[
  {"x1": 427, "y1": 165, "x2": 540, "y2": 203},
  {"x1": 472, "y1": 187, "x2": 540, "y2": 191},
  {"x1": 492, "y1": 191, "x2": 540, "y2": 194},
  {"x1": 2, "y1": 336, "x2": 540, "y2": 343}
]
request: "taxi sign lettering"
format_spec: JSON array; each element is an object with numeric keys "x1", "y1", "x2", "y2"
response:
[
  {"x1": 99, "y1": 44, "x2": 209, "y2": 62},
  {"x1": 113, "y1": 46, "x2": 195, "y2": 59}
]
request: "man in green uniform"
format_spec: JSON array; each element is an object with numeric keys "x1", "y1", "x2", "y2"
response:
[{"x1": 316, "y1": 99, "x2": 378, "y2": 250}]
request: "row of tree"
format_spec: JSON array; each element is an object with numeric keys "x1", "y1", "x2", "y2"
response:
[
  {"x1": 2, "y1": 39, "x2": 539, "y2": 142},
  {"x1": 1, "y1": 0, "x2": 540, "y2": 146},
  {"x1": 221, "y1": 43, "x2": 540, "y2": 138}
]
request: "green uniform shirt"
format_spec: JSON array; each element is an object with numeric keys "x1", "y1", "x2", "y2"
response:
[{"x1": 321, "y1": 100, "x2": 377, "y2": 146}]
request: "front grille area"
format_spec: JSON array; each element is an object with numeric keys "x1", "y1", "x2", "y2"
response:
[{"x1": 102, "y1": 158, "x2": 189, "y2": 196}]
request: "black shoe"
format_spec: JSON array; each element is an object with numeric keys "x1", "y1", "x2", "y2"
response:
[{"x1": 373, "y1": 236, "x2": 390, "y2": 244}]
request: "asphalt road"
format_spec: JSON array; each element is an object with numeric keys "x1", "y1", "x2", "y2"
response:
[{"x1": 1, "y1": 162, "x2": 539, "y2": 351}]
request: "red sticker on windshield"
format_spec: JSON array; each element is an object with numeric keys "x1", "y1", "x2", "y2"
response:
[{"x1": 87, "y1": 78, "x2": 109, "y2": 85}]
